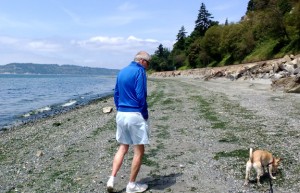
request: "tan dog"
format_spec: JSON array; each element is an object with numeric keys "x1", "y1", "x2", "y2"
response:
[{"x1": 244, "y1": 148, "x2": 281, "y2": 186}]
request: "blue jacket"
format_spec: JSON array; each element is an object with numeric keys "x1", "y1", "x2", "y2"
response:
[{"x1": 114, "y1": 61, "x2": 148, "y2": 120}]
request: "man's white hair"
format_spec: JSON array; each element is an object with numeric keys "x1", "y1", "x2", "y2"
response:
[{"x1": 134, "y1": 51, "x2": 151, "y2": 62}]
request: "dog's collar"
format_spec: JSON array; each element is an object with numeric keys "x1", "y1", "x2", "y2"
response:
[{"x1": 267, "y1": 158, "x2": 275, "y2": 166}]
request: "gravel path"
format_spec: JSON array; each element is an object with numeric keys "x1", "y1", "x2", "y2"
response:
[{"x1": 0, "y1": 77, "x2": 299, "y2": 193}]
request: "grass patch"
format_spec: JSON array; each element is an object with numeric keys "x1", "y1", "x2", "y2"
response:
[
  {"x1": 148, "y1": 143, "x2": 164, "y2": 157},
  {"x1": 142, "y1": 154, "x2": 159, "y2": 168},
  {"x1": 148, "y1": 89, "x2": 164, "y2": 108},
  {"x1": 219, "y1": 132, "x2": 239, "y2": 143},
  {"x1": 155, "y1": 125, "x2": 170, "y2": 139},
  {"x1": 0, "y1": 150, "x2": 6, "y2": 162},
  {"x1": 191, "y1": 96, "x2": 227, "y2": 129},
  {"x1": 48, "y1": 169, "x2": 78, "y2": 188},
  {"x1": 106, "y1": 140, "x2": 119, "y2": 156},
  {"x1": 90, "y1": 118, "x2": 116, "y2": 137},
  {"x1": 214, "y1": 149, "x2": 248, "y2": 160},
  {"x1": 147, "y1": 79, "x2": 165, "y2": 108},
  {"x1": 63, "y1": 146, "x2": 88, "y2": 158},
  {"x1": 178, "y1": 128, "x2": 187, "y2": 135},
  {"x1": 212, "y1": 122, "x2": 227, "y2": 129},
  {"x1": 162, "y1": 98, "x2": 174, "y2": 105},
  {"x1": 222, "y1": 101, "x2": 255, "y2": 121},
  {"x1": 161, "y1": 98, "x2": 182, "y2": 106},
  {"x1": 166, "y1": 152, "x2": 184, "y2": 160},
  {"x1": 52, "y1": 122, "x2": 62, "y2": 127},
  {"x1": 142, "y1": 143, "x2": 164, "y2": 168},
  {"x1": 158, "y1": 116, "x2": 169, "y2": 121},
  {"x1": 0, "y1": 155, "x2": 6, "y2": 162}
]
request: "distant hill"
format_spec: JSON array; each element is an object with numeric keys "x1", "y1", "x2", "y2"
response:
[{"x1": 0, "y1": 63, "x2": 119, "y2": 75}]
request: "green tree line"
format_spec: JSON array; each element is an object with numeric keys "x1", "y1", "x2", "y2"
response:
[{"x1": 149, "y1": 0, "x2": 300, "y2": 72}]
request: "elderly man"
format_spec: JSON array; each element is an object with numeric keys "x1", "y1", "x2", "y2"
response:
[{"x1": 107, "y1": 51, "x2": 151, "y2": 193}]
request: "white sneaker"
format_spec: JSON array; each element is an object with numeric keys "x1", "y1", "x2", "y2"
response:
[
  {"x1": 106, "y1": 176, "x2": 115, "y2": 192},
  {"x1": 126, "y1": 182, "x2": 148, "y2": 193}
]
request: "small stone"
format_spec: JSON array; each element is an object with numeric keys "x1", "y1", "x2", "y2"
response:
[
  {"x1": 103, "y1": 106, "x2": 113, "y2": 113},
  {"x1": 36, "y1": 150, "x2": 43, "y2": 157},
  {"x1": 74, "y1": 177, "x2": 82, "y2": 181}
]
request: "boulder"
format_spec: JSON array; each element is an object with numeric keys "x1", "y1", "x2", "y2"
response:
[{"x1": 271, "y1": 76, "x2": 300, "y2": 93}]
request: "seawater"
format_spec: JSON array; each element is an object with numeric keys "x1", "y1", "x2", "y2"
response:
[{"x1": 0, "y1": 74, "x2": 116, "y2": 129}]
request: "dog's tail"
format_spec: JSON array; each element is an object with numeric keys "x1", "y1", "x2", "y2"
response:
[{"x1": 249, "y1": 148, "x2": 253, "y2": 162}]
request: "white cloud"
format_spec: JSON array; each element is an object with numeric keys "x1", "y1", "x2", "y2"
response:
[
  {"x1": 73, "y1": 35, "x2": 161, "y2": 51},
  {"x1": 0, "y1": 34, "x2": 173, "y2": 68},
  {"x1": 27, "y1": 41, "x2": 62, "y2": 52}
]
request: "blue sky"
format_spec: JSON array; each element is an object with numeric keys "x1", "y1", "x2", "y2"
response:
[{"x1": 0, "y1": 0, "x2": 248, "y2": 69}]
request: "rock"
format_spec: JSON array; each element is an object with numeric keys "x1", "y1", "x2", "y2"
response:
[
  {"x1": 272, "y1": 61, "x2": 280, "y2": 72},
  {"x1": 294, "y1": 68, "x2": 300, "y2": 74},
  {"x1": 281, "y1": 63, "x2": 296, "y2": 74},
  {"x1": 291, "y1": 58, "x2": 299, "y2": 65},
  {"x1": 286, "y1": 76, "x2": 300, "y2": 93},
  {"x1": 271, "y1": 73, "x2": 284, "y2": 80},
  {"x1": 286, "y1": 84, "x2": 300, "y2": 93},
  {"x1": 271, "y1": 76, "x2": 300, "y2": 93},
  {"x1": 36, "y1": 150, "x2": 43, "y2": 157},
  {"x1": 102, "y1": 106, "x2": 113, "y2": 113},
  {"x1": 282, "y1": 55, "x2": 292, "y2": 63}
]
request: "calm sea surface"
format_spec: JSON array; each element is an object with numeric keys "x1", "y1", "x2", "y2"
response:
[{"x1": 0, "y1": 74, "x2": 116, "y2": 129}]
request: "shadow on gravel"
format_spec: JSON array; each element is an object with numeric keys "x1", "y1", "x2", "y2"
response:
[
  {"x1": 247, "y1": 172, "x2": 279, "y2": 185},
  {"x1": 114, "y1": 173, "x2": 182, "y2": 192},
  {"x1": 245, "y1": 173, "x2": 278, "y2": 193},
  {"x1": 146, "y1": 173, "x2": 183, "y2": 190}
]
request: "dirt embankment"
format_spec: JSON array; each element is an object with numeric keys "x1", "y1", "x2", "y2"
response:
[
  {"x1": 150, "y1": 54, "x2": 300, "y2": 94},
  {"x1": 1, "y1": 76, "x2": 300, "y2": 193}
]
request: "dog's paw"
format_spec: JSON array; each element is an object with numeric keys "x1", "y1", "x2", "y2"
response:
[{"x1": 243, "y1": 182, "x2": 249, "y2": 186}]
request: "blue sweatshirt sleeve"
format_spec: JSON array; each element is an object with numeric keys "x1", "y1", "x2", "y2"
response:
[
  {"x1": 114, "y1": 77, "x2": 119, "y2": 110},
  {"x1": 135, "y1": 70, "x2": 148, "y2": 120}
]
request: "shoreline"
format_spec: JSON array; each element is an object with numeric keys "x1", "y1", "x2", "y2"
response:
[
  {"x1": 0, "y1": 74, "x2": 116, "y2": 131},
  {"x1": 0, "y1": 92, "x2": 114, "y2": 132},
  {"x1": 1, "y1": 77, "x2": 299, "y2": 192}
]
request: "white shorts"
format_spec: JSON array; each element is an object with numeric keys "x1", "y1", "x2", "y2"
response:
[{"x1": 116, "y1": 112, "x2": 149, "y2": 145}]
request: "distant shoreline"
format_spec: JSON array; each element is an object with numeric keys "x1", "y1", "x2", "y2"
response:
[{"x1": 0, "y1": 63, "x2": 119, "y2": 75}]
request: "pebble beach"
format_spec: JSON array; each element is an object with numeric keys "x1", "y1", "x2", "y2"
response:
[{"x1": 1, "y1": 76, "x2": 299, "y2": 193}]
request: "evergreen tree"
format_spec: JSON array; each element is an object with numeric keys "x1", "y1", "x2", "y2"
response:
[
  {"x1": 176, "y1": 26, "x2": 187, "y2": 40},
  {"x1": 194, "y1": 3, "x2": 215, "y2": 37},
  {"x1": 155, "y1": 44, "x2": 165, "y2": 58},
  {"x1": 174, "y1": 26, "x2": 187, "y2": 50},
  {"x1": 151, "y1": 44, "x2": 172, "y2": 71},
  {"x1": 247, "y1": 0, "x2": 255, "y2": 12}
]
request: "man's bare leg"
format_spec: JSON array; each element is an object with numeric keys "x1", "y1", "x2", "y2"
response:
[
  {"x1": 111, "y1": 144, "x2": 129, "y2": 176},
  {"x1": 129, "y1": 145, "x2": 145, "y2": 182}
]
